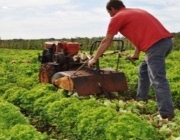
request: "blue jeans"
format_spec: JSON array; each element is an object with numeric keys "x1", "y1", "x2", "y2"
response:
[{"x1": 136, "y1": 38, "x2": 174, "y2": 116}]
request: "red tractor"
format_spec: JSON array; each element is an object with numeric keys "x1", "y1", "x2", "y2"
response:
[
  {"x1": 38, "y1": 41, "x2": 83, "y2": 83},
  {"x1": 38, "y1": 40, "x2": 128, "y2": 97}
]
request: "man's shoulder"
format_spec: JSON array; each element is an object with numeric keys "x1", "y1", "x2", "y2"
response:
[{"x1": 116, "y1": 8, "x2": 150, "y2": 18}]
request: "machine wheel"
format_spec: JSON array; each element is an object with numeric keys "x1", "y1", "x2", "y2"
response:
[{"x1": 39, "y1": 64, "x2": 56, "y2": 83}]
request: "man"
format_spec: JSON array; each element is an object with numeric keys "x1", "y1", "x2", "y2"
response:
[{"x1": 88, "y1": 0, "x2": 174, "y2": 120}]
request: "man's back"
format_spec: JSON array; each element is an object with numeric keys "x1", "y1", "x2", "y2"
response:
[{"x1": 107, "y1": 8, "x2": 172, "y2": 51}]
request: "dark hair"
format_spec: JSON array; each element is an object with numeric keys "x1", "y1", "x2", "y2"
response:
[{"x1": 106, "y1": 0, "x2": 125, "y2": 11}]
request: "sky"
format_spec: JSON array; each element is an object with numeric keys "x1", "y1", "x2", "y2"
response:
[{"x1": 0, "y1": 0, "x2": 180, "y2": 40}]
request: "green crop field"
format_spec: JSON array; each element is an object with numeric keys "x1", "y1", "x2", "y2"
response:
[{"x1": 0, "y1": 48, "x2": 180, "y2": 140}]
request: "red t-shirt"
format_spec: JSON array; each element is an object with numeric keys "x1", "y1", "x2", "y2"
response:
[{"x1": 107, "y1": 8, "x2": 173, "y2": 52}]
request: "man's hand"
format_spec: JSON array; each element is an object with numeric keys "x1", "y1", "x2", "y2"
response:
[
  {"x1": 126, "y1": 55, "x2": 139, "y2": 64},
  {"x1": 126, "y1": 55, "x2": 139, "y2": 60},
  {"x1": 126, "y1": 47, "x2": 140, "y2": 63},
  {"x1": 88, "y1": 58, "x2": 97, "y2": 67}
]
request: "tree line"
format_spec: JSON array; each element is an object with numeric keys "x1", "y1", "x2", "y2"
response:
[{"x1": 0, "y1": 32, "x2": 179, "y2": 51}]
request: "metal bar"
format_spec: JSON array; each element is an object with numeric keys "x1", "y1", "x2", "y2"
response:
[{"x1": 73, "y1": 61, "x2": 88, "y2": 75}]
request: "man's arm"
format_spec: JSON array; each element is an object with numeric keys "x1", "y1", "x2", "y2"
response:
[
  {"x1": 88, "y1": 34, "x2": 114, "y2": 67},
  {"x1": 132, "y1": 47, "x2": 140, "y2": 59}
]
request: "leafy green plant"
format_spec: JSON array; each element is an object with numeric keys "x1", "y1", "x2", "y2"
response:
[
  {"x1": 45, "y1": 97, "x2": 80, "y2": 125},
  {"x1": 0, "y1": 101, "x2": 29, "y2": 129},
  {"x1": 33, "y1": 91, "x2": 65, "y2": 116},
  {"x1": 19, "y1": 84, "x2": 54, "y2": 113},
  {"x1": 3, "y1": 86, "x2": 28, "y2": 106},
  {"x1": 9, "y1": 124, "x2": 47, "y2": 140},
  {"x1": 105, "y1": 113, "x2": 160, "y2": 140},
  {"x1": 77, "y1": 106, "x2": 118, "y2": 140}
]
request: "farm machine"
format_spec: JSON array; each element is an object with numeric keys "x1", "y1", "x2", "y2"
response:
[{"x1": 38, "y1": 39, "x2": 128, "y2": 97}]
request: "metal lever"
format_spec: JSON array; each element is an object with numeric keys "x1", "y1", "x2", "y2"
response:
[{"x1": 73, "y1": 61, "x2": 88, "y2": 75}]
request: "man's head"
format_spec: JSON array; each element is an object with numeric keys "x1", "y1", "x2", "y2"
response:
[{"x1": 106, "y1": 0, "x2": 125, "y2": 17}]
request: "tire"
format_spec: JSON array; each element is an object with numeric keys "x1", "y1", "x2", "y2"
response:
[{"x1": 39, "y1": 64, "x2": 56, "y2": 83}]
